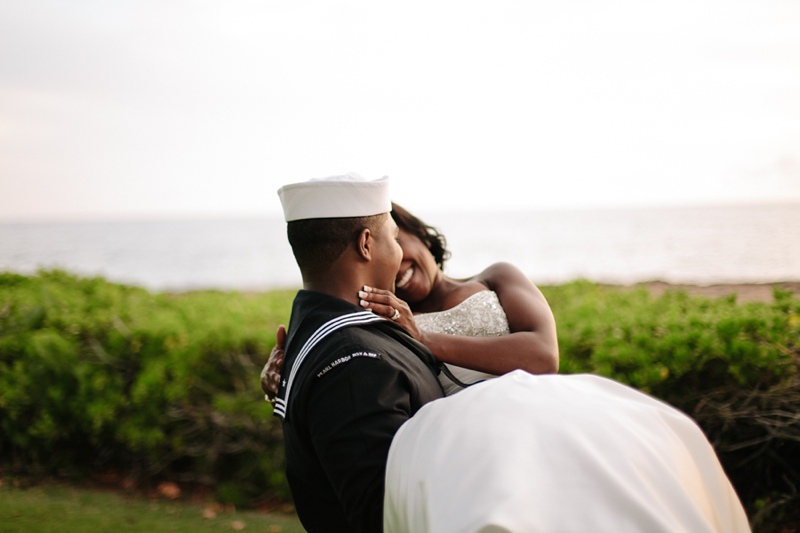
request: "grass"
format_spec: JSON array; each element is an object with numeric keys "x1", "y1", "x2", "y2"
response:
[{"x1": 0, "y1": 482, "x2": 306, "y2": 533}]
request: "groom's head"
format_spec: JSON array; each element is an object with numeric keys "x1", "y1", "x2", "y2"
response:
[{"x1": 278, "y1": 173, "x2": 399, "y2": 286}]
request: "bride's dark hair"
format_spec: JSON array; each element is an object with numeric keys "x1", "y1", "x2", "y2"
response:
[{"x1": 391, "y1": 203, "x2": 451, "y2": 269}]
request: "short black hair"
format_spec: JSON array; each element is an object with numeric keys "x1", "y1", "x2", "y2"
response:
[
  {"x1": 390, "y1": 203, "x2": 450, "y2": 269},
  {"x1": 287, "y1": 213, "x2": 388, "y2": 276}
]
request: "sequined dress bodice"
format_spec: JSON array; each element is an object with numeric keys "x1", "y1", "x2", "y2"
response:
[{"x1": 414, "y1": 290, "x2": 510, "y2": 395}]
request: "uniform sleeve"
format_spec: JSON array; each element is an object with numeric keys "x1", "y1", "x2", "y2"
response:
[{"x1": 306, "y1": 353, "x2": 413, "y2": 533}]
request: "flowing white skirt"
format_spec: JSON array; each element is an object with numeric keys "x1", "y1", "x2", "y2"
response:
[{"x1": 384, "y1": 371, "x2": 750, "y2": 533}]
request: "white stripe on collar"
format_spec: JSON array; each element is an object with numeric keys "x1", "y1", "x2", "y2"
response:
[{"x1": 274, "y1": 311, "x2": 387, "y2": 420}]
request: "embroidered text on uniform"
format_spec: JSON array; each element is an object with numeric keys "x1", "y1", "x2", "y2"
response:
[{"x1": 316, "y1": 351, "x2": 381, "y2": 379}]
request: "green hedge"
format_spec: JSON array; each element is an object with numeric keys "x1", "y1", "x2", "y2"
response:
[
  {"x1": 0, "y1": 270, "x2": 293, "y2": 506},
  {"x1": 1, "y1": 271, "x2": 799, "y2": 529},
  {"x1": 546, "y1": 280, "x2": 800, "y2": 530}
]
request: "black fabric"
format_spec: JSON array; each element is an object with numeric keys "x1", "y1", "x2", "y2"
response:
[{"x1": 277, "y1": 290, "x2": 445, "y2": 533}]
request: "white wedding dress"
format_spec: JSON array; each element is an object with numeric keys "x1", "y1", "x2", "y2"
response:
[{"x1": 384, "y1": 291, "x2": 750, "y2": 533}]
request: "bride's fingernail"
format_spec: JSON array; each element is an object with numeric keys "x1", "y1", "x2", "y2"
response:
[
  {"x1": 363, "y1": 285, "x2": 372, "y2": 291},
  {"x1": 358, "y1": 290, "x2": 367, "y2": 298},
  {"x1": 360, "y1": 299, "x2": 369, "y2": 307}
]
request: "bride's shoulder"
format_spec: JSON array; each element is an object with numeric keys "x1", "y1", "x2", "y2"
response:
[{"x1": 473, "y1": 262, "x2": 529, "y2": 286}]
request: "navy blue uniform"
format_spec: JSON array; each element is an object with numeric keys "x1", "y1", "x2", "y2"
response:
[{"x1": 274, "y1": 290, "x2": 445, "y2": 533}]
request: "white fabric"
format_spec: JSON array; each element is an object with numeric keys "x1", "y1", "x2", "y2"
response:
[
  {"x1": 384, "y1": 371, "x2": 750, "y2": 533},
  {"x1": 277, "y1": 173, "x2": 391, "y2": 222}
]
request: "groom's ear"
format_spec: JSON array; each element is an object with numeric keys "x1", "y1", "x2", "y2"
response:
[{"x1": 356, "y1": 228, "x2": 373, "y2": 261}]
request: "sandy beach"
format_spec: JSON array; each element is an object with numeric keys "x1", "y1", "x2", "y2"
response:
[{"x1": 628, "y1": 281, "x2": 800, "y2": 303}]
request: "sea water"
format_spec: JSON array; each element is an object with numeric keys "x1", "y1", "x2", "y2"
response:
[{"x1": 1, "y1": 203, "x2": 798, "y2": 292}]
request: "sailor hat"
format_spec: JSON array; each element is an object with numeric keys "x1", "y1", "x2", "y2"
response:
[{"x1": 278, "y1": 173, "x2": 391, "y2": 222}]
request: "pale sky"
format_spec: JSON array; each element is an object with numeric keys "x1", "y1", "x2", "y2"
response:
[{"x1": 1, "y1": 0, "x2": 799, "y2": 221}]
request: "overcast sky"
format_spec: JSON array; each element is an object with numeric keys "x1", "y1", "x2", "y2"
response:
[{"x1": 1, "y1": 0, "x2": 799, "y2": 222}]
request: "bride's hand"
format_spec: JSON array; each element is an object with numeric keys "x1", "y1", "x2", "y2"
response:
[
  {"x1": 358, "y1": 286, "x2": 424, "y2": 341},
  {"x1": 260, "y1": 324, "x2": 286, "y2": 405}
]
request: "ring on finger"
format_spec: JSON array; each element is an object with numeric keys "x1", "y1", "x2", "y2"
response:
[{"x1": 390, "y1": 307, "x2": 401, "y2": 321}]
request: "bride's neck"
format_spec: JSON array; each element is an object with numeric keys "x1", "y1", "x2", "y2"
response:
[{"x1": 416, "y1": 273, "x2": 461, "y2": 313}]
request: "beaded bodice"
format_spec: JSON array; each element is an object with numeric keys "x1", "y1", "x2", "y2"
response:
[
  {"x1": 415, "y1": 290, "x2": 510, "y2": 338},
  {"x1": 414, "y1": 290, "x2": 510, "y2": 395}
]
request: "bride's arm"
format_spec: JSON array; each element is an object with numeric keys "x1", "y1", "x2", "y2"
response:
[
  {"x1": 260, "y1": 325, "x2": 286, "y2": 402},
  {"x1": 359, "y1": 263, "x2": 558, "y2": 376}
]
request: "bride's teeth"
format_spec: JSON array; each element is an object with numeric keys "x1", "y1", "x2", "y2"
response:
[{"x1": 397, "y1": 267, "x2": 413, "y2": 289}]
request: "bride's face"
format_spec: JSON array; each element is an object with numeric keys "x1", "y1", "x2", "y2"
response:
[{"x1": 394, "y1": 228, "x2": 440, "y2": 304}]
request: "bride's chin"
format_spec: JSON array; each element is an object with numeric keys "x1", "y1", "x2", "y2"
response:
[{"x1": 395, "y1": 285, "x2": 418, "y2": 304}]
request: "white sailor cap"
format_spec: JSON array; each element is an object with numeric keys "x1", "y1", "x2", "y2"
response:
[{"x1": 277, "y1": 172, "x2": 391, "y2": 222}]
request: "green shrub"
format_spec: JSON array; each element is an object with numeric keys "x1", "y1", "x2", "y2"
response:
[
  {"x1": 543, "y1": 281, "x2": 800, "y2": 530},
  {"x1": 0, "y1": 270, "x2": 293, "y2": 503},
  {"x1": 2, "y1": 271, "x2": 799, "y2": 529}
]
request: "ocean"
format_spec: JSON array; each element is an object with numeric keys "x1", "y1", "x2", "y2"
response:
[{"x1": 1, "y1": 203, "x2": 798, "y2": 292}]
